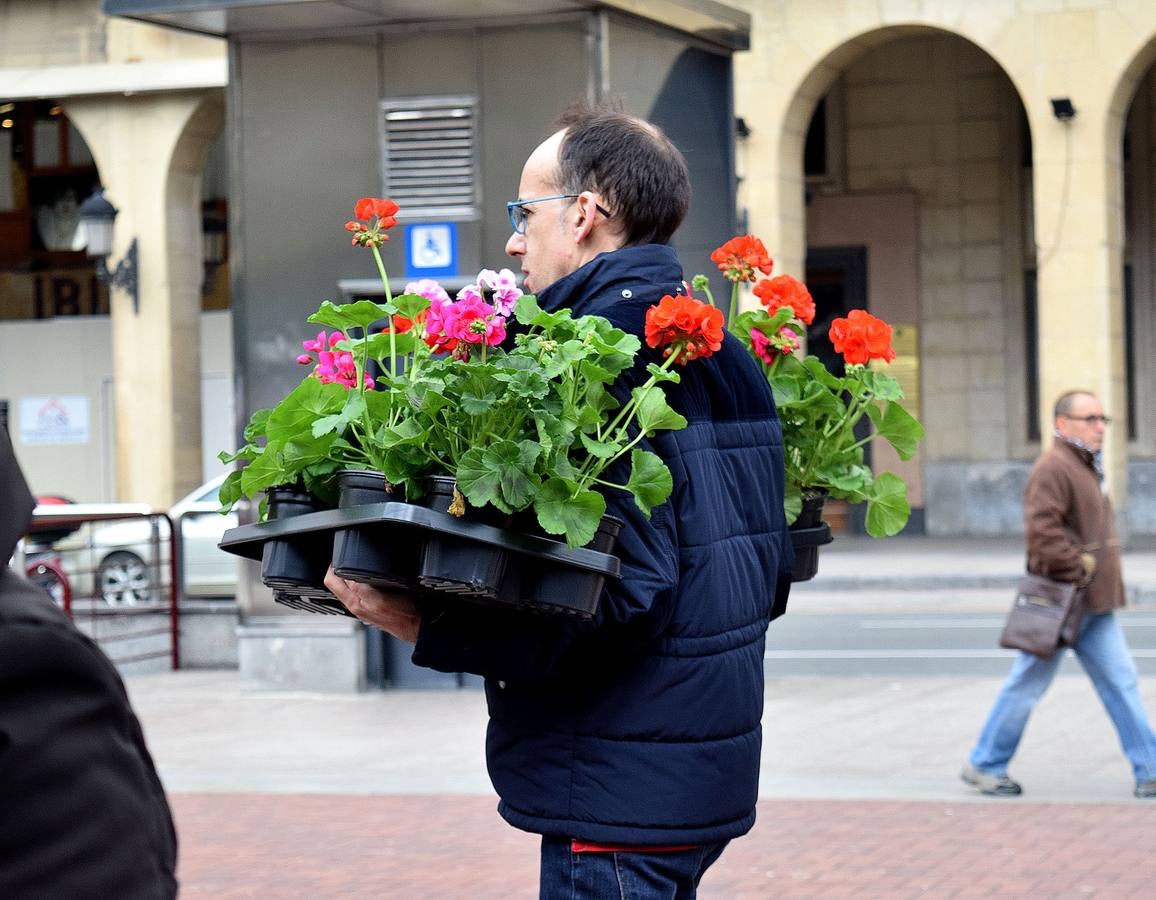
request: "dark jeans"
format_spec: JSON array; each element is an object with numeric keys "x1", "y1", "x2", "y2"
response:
[{"x1": 539, "y1": 836, "x2": 729, "y2": 899}]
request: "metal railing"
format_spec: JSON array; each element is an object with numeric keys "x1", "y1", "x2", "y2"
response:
[{"x1": 25, "y1": 504, "x2": 180, "y2": 670}]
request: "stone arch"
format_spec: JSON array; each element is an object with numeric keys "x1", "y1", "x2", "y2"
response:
[
  {"x1": 1105, "y1": 35, "x2": 1156, "y2": 471},
  {"x1": 774, "y1": 24, "x2": 1032, "y2": 280},
  {"x1": 62, "y1": 89, "x2": 225, "y2": 506}
]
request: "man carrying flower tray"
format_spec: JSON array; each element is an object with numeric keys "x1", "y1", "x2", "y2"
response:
[{"x1": 326, "y1": 104, "x2": 793, "y2": 899}]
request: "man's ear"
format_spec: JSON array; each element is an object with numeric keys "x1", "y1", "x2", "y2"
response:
[{"x1": 572, "y1": 192, "x2": 601, "y2": 243}]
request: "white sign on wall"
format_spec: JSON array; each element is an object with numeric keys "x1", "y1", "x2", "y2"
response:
[{"x1": 19, "y1": 395, "x2": 90, "y2": 445}]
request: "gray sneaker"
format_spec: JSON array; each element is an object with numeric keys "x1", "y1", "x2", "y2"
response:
[
  {"x1": 961, "y1": 764, "x2": 1022, "y2": 796},
  {"x1": 1135, "y1": 779, "x2": 1156, "y2": 798}
]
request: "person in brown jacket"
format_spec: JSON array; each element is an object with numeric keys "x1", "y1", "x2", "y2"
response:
[{"x1": 961, "y1": 390, "x2": 1156, "y2": 798}]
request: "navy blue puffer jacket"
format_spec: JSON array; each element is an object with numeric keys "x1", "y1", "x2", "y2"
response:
[{"x1": 413, "y1": 243, "x2": 792, "y2": 845}]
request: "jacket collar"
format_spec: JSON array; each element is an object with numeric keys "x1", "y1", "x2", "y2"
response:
[
  {"x1": 537, "y1": 244, "x2": 683, "y2": 314},
  {"x1": 1055, "y1": 434, "x2": 1102, "y2": 479}
]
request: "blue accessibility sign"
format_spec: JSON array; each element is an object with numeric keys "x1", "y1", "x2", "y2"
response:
[{"x1": 404, "y1": 223, "x2": 457, "y2": 278}]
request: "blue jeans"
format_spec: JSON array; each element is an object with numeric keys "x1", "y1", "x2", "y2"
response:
[
  {"x1": 970, "y1": 611, "x2": 1156, "y2": 783},
  {"x1": 539, "y1": 836, "x2": 728, "y2": 899}
]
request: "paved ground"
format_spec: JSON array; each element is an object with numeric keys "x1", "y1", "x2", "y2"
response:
[
  {"x1": 129, "y1": 666, "x2": 1156, "y2": 898},
  {"x1": 125, "y1": 536, "x2": 1156, "y2": 897},
  {"x1": 168, "y1": 793, "x2": 1156, "y2": 898}
]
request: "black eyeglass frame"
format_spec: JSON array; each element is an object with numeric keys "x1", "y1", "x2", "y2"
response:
[
  {"x1": 1063, "y1": 414, "x2": 1112, "y2": 425},
  {"x1": 506, "y1": 194, "x2": 612, "y2": 234}
]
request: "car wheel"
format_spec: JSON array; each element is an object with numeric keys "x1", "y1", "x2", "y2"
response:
[{"x1": 97, "y1": 550, "x2": 151, "y2": 607}]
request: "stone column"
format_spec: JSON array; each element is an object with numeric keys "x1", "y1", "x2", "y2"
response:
[
  {"x1": 65, "y1": 90, "x2": 222, "y2": 508},
  {"x1": 1030, "y1": 105, "x2": 1129, "y2": 502}
]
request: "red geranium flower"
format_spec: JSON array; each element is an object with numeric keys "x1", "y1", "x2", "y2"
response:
[
  {"x1": 644, "y1": 294, "x2": 725, "y2": 364},
  {"x1": 829, "y1": 309, "x2": 896, "y2": 366},
  {"x1": 753, "y1": 274, "x2": 815, "y2": 326},
  {"x1": 354, "y1": 197, "x2": 400, "y2": 222},
  {"x1": 346, "y1": 197, "x2": 400, "y2": 248},
  {"x1": 709, "y1": 235, "x2": 774, "y2": 283}
]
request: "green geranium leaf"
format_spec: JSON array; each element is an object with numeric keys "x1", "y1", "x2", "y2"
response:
[
  {"x1": 312, "y1": 390, "x2": 366, "y2": 438},
  {"x1": 514, "y1": 293, "x2": 544, "y2": 325},
  {"x1": 632, "y1": 386, "x2": 688, "y2": 435},
  {"x1": 495, "y1": 368, "x2": 550, "y2": 400},
  {"x1": 861, "y1": 369, "x2": 905, "y2": 402},
  {"x1": 243, "y1": 408, "x2": 272, "y2": 442},
  {"x1": 625, "y1": 449, "x2": 673, "y2": 517},
  {"x1": 308, "y1": 299, "x2": 393, "y2": 331},
  {"x1": 218, "y1": 469, "x2": 244, "y2": 513},
  {"x1": 280, "y1": 435, "x2": 338, "y2": 467},
  {"x1": 456, "y1": 441, "x2": 541, "y2": 512},
  {"x1": 265, "y1": 378, "x2": 347, "y2": 446},
  {"x1": 644, "y1": 362, "x2": 681, "y2": 384},
  {"x1": 783, "y1": 482, "x2": 802, "y2": 526},
  {"x1": 459, "y1": 389, "x2": 498, "y2": 416},
  {"x1": 579, "y1": 432, "x2": 621, "y2": 460},
  {"x1": 864, "y1": 472, "x2": 910, "y2": 537},
  {"x1": 456, "y1": 448, "x2": 505, "y2": 510},
  {"x1": 365, "y1": 331, "x2": 419, "y2": 359},
  {"x1": 533, "y1": 478, "x2": 605, "y2": 548},
  {"x1": 218, "y1": 444, "x2": 257, "y2": 465},
  {"x1": 239, "y1": 450, "x2": 292, "y2": 496},
  {"x1": 866, "y1": 401, "x2": 925, "y2": 460},
  {"x1": 392, "y1": 292, "x2": 432, "y2": 321}
]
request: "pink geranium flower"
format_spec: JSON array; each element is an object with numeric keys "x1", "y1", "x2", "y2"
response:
[
  {"x1": 477, "y1": 268, "x2": 522, "y2": 316},
  {"x1": 749, "y1": 328, "x2": 775, "y2": 365},
  {"x1": 404, "y1": 279, "x2": 451, "y2": 305},
  {"x1": 446, "y1": 295, "x2": 506, "y2": 346}
]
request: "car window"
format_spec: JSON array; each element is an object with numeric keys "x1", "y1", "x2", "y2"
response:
[{"x1": 197, "y1": 485, "x2": 221, "y2": 503}]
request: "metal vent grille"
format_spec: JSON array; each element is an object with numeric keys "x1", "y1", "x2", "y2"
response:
[{"x1": 381, "y1": 96, "x2": 478, "y2": 219}]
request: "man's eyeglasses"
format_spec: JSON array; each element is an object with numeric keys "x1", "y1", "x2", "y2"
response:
[
  {"x1": 1064, "y1": 414, "x2": 1112, "y2": 425},
  {"x1": 507, "y1": 194, "x2": 612, "y2": 234}
]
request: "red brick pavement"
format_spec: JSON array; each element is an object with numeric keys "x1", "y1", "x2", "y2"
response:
[{"x1": 171, "y1": 794, "x2": 1156, "y2": 898}]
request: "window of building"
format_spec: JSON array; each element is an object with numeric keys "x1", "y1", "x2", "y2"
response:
[{"x1": 0, "y1": 100, "x2": 106, "y2": 319}]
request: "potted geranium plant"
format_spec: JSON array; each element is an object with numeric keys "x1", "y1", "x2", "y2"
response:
[
  {"x1": 696, "y1": 235, "x2": 924, "y2": 547},
  {"x1": 218, "y1": 197, "x2": 723, "y2": 612}
]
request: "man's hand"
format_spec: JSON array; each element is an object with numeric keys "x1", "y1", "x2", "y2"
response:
[{"x1": 324, "y1": 567, "x2": 421, "y2": 643}]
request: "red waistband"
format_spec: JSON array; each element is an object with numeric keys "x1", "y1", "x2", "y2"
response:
[{"x1": 570, "y1": 840, "x2": 699, "y2": 854}]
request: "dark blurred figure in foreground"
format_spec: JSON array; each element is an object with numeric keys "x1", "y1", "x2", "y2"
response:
[{"x1": 0, "y1": 427, "x2": 177, "y2": 899}]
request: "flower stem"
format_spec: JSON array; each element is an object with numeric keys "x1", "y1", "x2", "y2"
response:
[
  {"x1": 371, "y1": 244, "x2": 396, "y2": 383},
  {"x1": 726, "y1": 281, "x2": 739, "y2": 331}
]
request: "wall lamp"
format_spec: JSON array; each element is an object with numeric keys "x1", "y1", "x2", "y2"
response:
[
  {"x1": 1050, "y1": 97, "x2": 1076, "y2": 122},
  {"x1": 78, "y1": 188, "x2": 139, "y2": 314}
]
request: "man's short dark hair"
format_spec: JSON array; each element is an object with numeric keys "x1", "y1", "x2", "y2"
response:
[
  {"x1": 553, "y1": 103, "x2": 691, "y2": 246},
  {"x1": 1054, "y1": 390, "x2": 1095, "y2": 419}
]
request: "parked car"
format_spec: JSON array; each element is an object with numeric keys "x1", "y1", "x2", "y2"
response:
[
  {"x1": 29, "y1": 474, "x2": 239, "y2": 606},
  {"x1": 88, "y1": 473, "x2": 239, "y2": 605}
]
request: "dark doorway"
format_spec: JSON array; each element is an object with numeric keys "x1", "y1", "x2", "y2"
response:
[{"x1": 805, "y1": 246, "x2": 869, "y2": 534}]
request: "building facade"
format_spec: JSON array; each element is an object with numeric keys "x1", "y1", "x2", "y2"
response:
[
  {"x1": 729, "y1": 0, "x2": 1156, "y2": 536},
  {"x1": 0, "y1": 0, "x2": 227, "y2": 508}
]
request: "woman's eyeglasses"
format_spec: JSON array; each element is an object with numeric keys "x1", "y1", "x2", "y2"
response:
[{"x1": 507, "y1": 194, "x2": 612, "y2": 234}]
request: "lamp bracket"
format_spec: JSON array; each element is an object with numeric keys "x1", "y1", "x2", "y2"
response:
[{"x1": 95, "y1": 238, "x2": 140, "y2": 315}]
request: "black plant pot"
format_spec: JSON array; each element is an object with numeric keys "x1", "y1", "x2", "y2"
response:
[
  {"x1": 789, "y1": 492, "x2": 833, "y2": 583},
  {"x1": 416, "y1": 475, "x2": 511, "y2": 599},
  {"x1": 499, "y1": 515, "x2": 624, "y2": 618},
  {"x1": 260, "y1": 487, "x2": 333, "y2": 592},
  {"x1": 330, "y1": 469, "x2": 422, "y2": 590}
]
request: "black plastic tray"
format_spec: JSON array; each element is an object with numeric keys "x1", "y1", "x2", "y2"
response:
[
  {"x1": 219, "y1": 502, "x2": 622, "y2": 618},
  {"x1": 222, "y1": 503, "x2": 621, "y2": 575}
]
